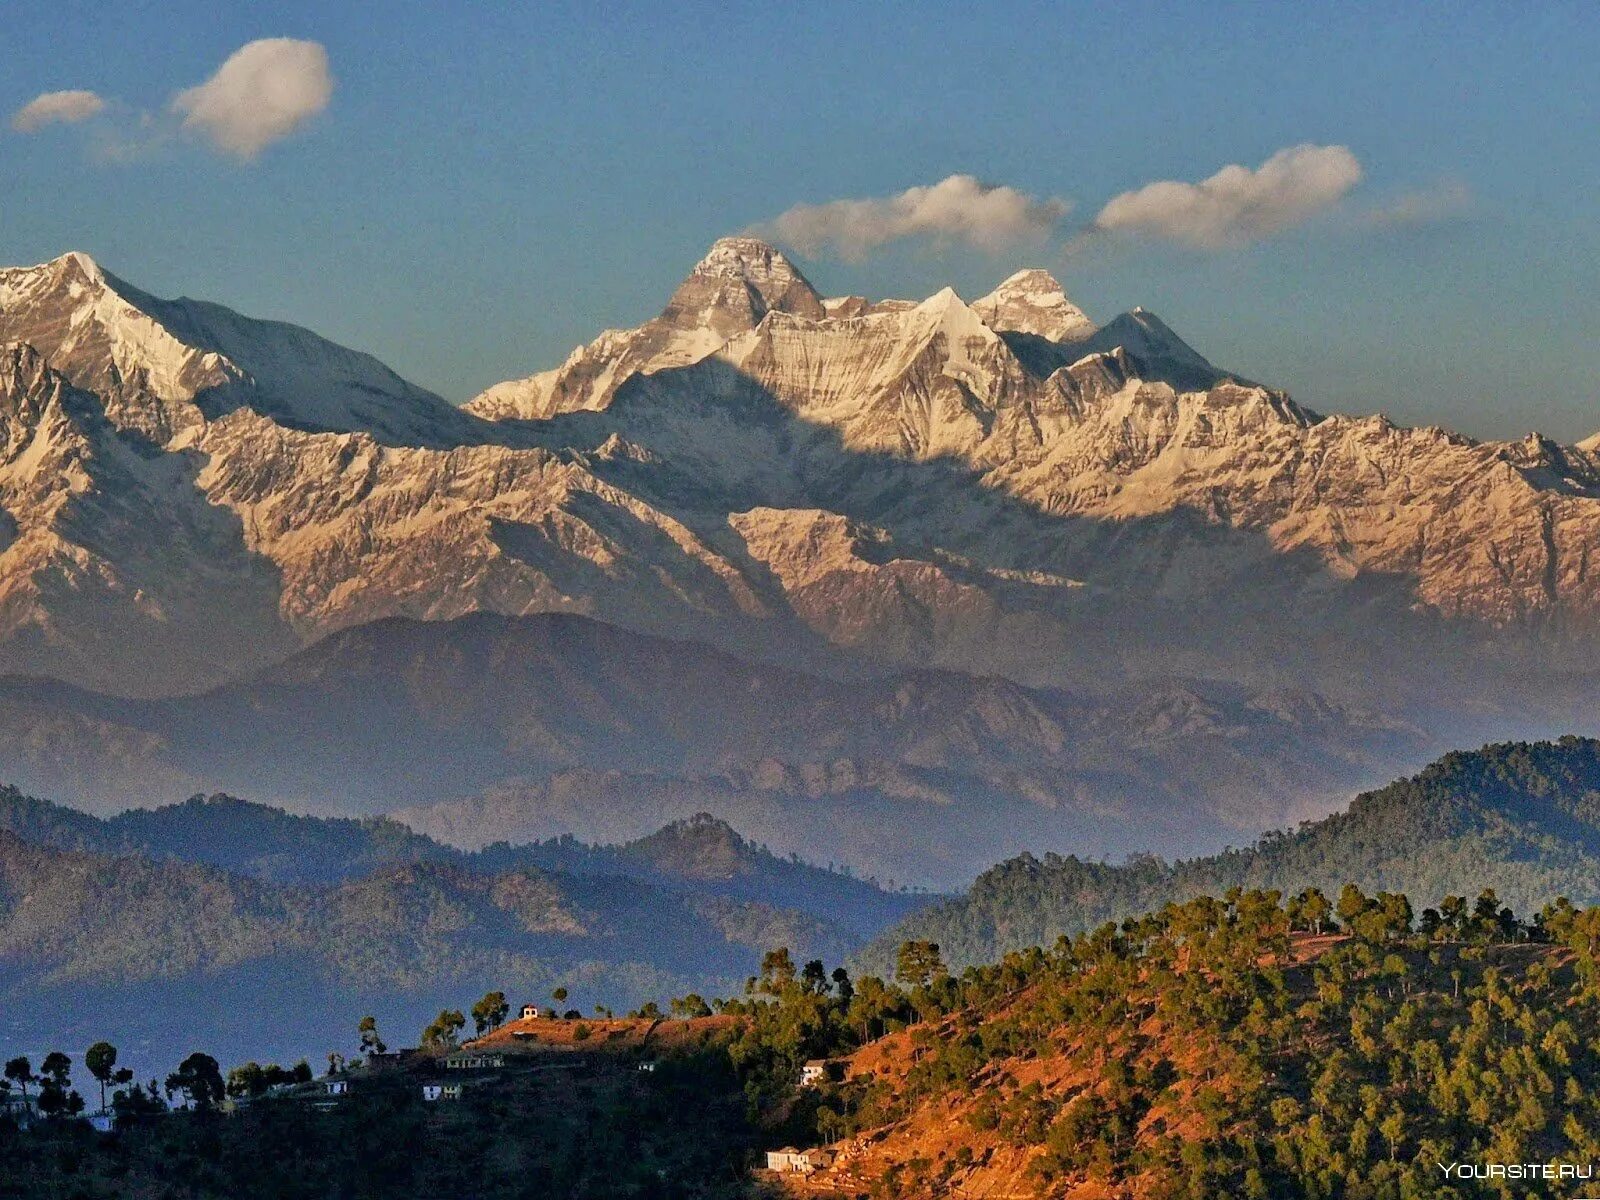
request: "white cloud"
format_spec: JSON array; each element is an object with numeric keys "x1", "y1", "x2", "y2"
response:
[
  {"x1": 758, "y1": 174, "x2": 1072, "y2": 261},
  {"x1": 1360, "y1": 179, "x2": 1473, "y2": 229},
  {"x1": 1092, "y1": 144, "x2": 1363, "y2": 249},
  {"x1": 11, "y1": 90, "x2": 106, "y2": 133},
  {"x1": 170, "y1": 38, "x2": 333, "y2": 160}
]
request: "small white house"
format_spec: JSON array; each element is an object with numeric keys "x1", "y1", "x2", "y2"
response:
[
  {"x1": 799, "y1": 1059, "x2": 830, "y2": 1086},
  {"x1": 520, "y1": 1004, "x2": 544, "y2": 1020},
  {"x1": 637, "y1": 1060, "x2": 657, "y2": 1073},
  {"x1": 324, "y1": 1079, "x2": 349, "y2": 1096},
  {"x1": 422, "y1": 1083, "x2": 462, "y2": 1102},
  {"x1": 766, "y1": 1147, "x2": 833, "y2": 1175}
]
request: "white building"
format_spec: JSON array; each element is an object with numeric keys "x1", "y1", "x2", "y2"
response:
[
  {"x1": 766, "y1": 1147, "x2": 833, "y2": 1174},
  {"x1": 422, "y1": 1083, "x2": 462, "y2": 1102},
  {"x1": 799, "y1": 1059, "x2": 830, "y2": 1086},
  {"x1": 520, "y1": 1004, "x2": 544, "y2": 1019},
  {"x1": 324, "y1": 1079, "x2": 349, "y2": 1096}
]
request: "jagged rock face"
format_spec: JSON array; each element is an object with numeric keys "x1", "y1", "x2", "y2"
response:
[
  {"x1": 0, "y1": 254, "x2": 229, "y2": 446},
  {"x1": 539, "y1": 265, "x2": 1600, "y2": 653},
  {"x1": 658, "y1": 235, "x2": 826, "y2": 333},
  {"x1": 0, "y1": 252, "x2": 471, "y2": 446},
  {"x1": 468, "y1": 236, "x2": 826, "y2": 421},
  {"x1": 190, "y1": 409, "x2": 772, "y2": 647},
  {"x1": 0, "y1": 254, "x2": 786, "y2": 692},
  {"x1": 0, "y1": 345, "x2": 295, "y2": 692},
  {"x1": 1, "y1": 242, "x2": 1599, "y2": 700},
  {"x1": 973, "y1": 268, "x2": 1095, "y2": 342}
]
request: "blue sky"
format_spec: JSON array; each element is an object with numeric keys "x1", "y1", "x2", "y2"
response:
[{"x1": 2, "y1": 1, "x2": 1596, "y2": 439}]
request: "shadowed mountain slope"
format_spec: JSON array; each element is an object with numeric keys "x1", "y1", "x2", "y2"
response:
[{"x1": 0, "y1": 612, "x2": 1428, "y2": 884}]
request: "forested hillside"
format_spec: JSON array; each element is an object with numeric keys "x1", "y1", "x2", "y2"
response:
[
  {"x1": 0, "y1": 785, "x2": 922, "y2": 933},
  {"x1": 0, "y1": 791, "x2": 924, "y2": 1067},
  {"x1": 867, "y1": 738, "x2": 1600, "y2": 970},
  {"x1": 780, "y1": 885, "x2": 1600, "y2": 1197},
  {"x1": 10, "y1": 879, "x2": 1600, "y2": 1198}
]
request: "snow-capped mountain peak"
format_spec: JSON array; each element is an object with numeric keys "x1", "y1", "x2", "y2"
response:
[
  {"x1": 46, "y1": 250, "x2": 104, "y2": 288},
  {"x1": 916, "y1": 284, "x2": 974, "y2": 318},
  {"x1": 0, "y1": 252, "x2": 239, "y2": 439},
  {"x1": 0, "y1": 251, "x2": 465, "y2": 446},
  {"x1": 974, "y1": 268, "x2": 1096, "y2": 342},
  {"x1": 1076, "y1": 307, "x2": 1229, "y2": 392},
  {"x1": 6, "y1": 241, "x2": 1600, "y2": 714},
  {"x1": 466, "y1": 240, "x2": 1233, "y2": 423},
  {"x1": 659, "y1": 235, "x2": 826, "y2": 335},
  {"x1": 470, "y1": 237, "x2": 829, "y2": 421},
  {"x1": 690, "y1": 236, "x2": 814, "y2": 288}
]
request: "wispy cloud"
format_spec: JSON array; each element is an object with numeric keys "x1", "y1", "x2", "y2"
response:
[
  {"x1": 10, "y1": 90, "x2": 106, "y2": 133},
  {"x1": 170, "y1": 38, "x2": 333, "y2": 161},
  {"x1": 757, "y1": 174, "x2": 1072, "y2": 262},
  {"x1": 1358, "y1": 179, "x2": 1473, "y2": 230},
  {"x1": 10, "y1": 38, "x2": 332, "y2": 164},
  {"x1": 1090, "y1": 144, "x2": 1364, "y2": 249}
]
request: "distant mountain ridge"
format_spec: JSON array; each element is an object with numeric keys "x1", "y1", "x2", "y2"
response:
[
  {"x1": 865, "y1": 737, "x2": 1600, "y2": 970},
  {"x1": 0, "y1": 784, "x2": 920, "y2": 932},
  {"x1": 0, "y1": 612, "x2": 1429, "y2": 884},
  {"x1": 0, "y1": 783, "x2": 924, "y2": 1065}
]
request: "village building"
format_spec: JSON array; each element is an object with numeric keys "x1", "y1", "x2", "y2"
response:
[
  {"x1": 520, "y1": 1004, "x2": 544, "y2": 1019},
  {"x1": 324, "y1": 1079, "x2": 349, "y2": 1096},
  {"x1": 799, "y1": 1059, "x2": 831, "y2": 1086},
  {"x1": 442, "y1": 1051, "x2": 505, "y2": 1070},
  {"x1": 765, "y1": 1147, "x2": 834, "y2": 1175},
  {"x1": 421, "y1": 1083, "x2": 462, "y2": 1102}
]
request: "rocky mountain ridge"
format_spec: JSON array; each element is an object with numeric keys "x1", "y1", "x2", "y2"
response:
[{"x1": 5, "y1": 239, "x2": 1598, "y2": 700}]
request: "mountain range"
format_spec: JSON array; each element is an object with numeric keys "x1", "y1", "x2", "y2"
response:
[
  {"x1": 5, "y1": 239, "x2": 1600, "y2": 696},
  {"x1": 3, "y1": 237, "x2": 1600, "y2": 875},
  {"x1": 0, "y1": 788, "x2": 920, "y2": 1067}
]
